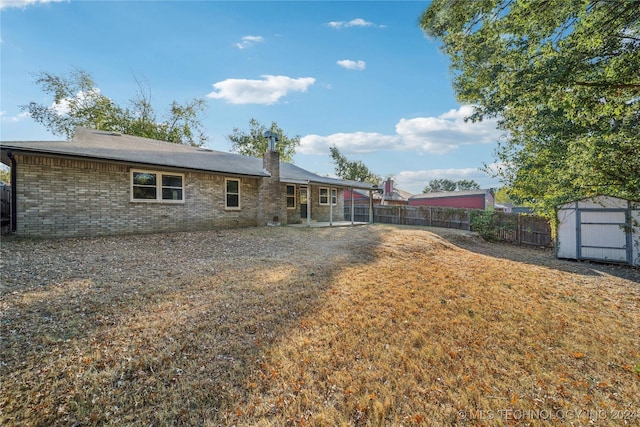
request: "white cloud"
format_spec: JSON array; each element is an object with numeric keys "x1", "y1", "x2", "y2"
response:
[
  {"x1": 235, "y1": 35, "x2": 263, "y2": 49},
  {"x1": 207, "y1": 75, "x2": 316, "y2": 105},
  {"x1": 395, "y1": 168, "x2": 498, "y2": 195},
  {"x1": 0, "y1": 111, "x2": 30, "y2": 122},
  {"x1": 396, "y1": 168, "x2": 481, "y2": 182},
  {"x1": 337, "y1": 59, "x2": 366, "y2": 70},
  {"x1": 326, "y1": 18, "x2": 384, "y2": 29},
  {"x1": 299, "y1": 105, "x2": 501, "y2": 155},
  {"x1": 299, "y1": 132, "x2": 399, "y2": 155},
  {"x1": 0, "y1": 0, "x2": 65, "y2": 10},
  {"x1": 49, "y1": 88, "x2": 103, "y2": 115},
  {"x1": 395, "y1": 106, "x2": 501, "y2": 154}
]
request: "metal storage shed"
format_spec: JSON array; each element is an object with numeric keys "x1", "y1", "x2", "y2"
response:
[{"x1": 556, "y1": 195, "x2": 640, "y2": 266}]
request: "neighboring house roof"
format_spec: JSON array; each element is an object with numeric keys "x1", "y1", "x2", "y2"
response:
[
  {"x1": 384, "y1": 187, "x2": 413, "y2": 202},
  {"x1": 1, "y1": 128, "x2": 375, "y2": 190},
  {"x1": 409, "y1": 189, "x2": 494, "y2": 200},
  {"x1": 345, "y1": 188, "x2": 383, "y2": 201}
]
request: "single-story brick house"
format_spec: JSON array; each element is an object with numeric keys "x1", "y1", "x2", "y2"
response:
[
  {"x1": 0, "y1": 128, "x2": 376, "y2": 237},
  {"x1": 408, "y1": 189, "x2": 495, "y2": 210}
]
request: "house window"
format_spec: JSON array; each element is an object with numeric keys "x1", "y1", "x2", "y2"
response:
[
  {"x1": 286, "y1": 185, "x2": 296, "y2": 209},
  {"x1": 225, "y1": 178, "x2": 240, "y2": 209},
  {"x1": 319, "y1": 187, "x2": 337, "y2": 206},
  {"x1": 319, "y1": 187, "x2": 329, "y2": 205},
  {"x1": 131, "y1": 170, "x2": 184, "y2": 202}
]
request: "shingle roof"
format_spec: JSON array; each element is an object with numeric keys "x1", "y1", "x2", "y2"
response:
[
  {"x1": 1, "y1": 128, "x2": 269, "y2": 177},
  {"x1": 280, "y1": 162, "x2": 376, "y2": 189},
  {"x1": 0, "y1": 127, "x2": 375, "y2": 190}
]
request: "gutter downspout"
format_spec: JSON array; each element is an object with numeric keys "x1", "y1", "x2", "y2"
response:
[{"x1": 7, "y1": 150, "x2": 17, "y2": 233}]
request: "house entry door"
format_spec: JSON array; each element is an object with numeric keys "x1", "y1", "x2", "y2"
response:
[{"x1": 300, "y1": 186, "x2": 308, "y2": 219}]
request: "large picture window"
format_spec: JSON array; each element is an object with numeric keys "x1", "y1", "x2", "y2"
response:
[
  {"x1": 286, "y1": 185, "x2": 296, "y2": 209},
  {"x1": 131, "y1": 170, "x2": 184, "y2": 202},
  {"x1": 226, "y1": 178, "x2": 240, "y2": 209}
]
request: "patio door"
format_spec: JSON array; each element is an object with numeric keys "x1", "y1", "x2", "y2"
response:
[{"x1": 300, "y1": 186, "x2": 308, "y2": 219}]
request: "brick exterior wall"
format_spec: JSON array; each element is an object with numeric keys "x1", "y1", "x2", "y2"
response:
[
  {"x1": 311, "y1": 186, "x2": 345, "y2": 222},
  {"x1": 14, "y1": 154, "x2": 259, "y2": 237},
  {"x1": 257, "y1": 151, "x2": 287, "y2": 226}
]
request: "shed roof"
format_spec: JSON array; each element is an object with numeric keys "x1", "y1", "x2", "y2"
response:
[
  {"x1": 555, "y1": 194, "x2": 640, "y2": 208},
  {"x1": 1, "y1": 128, "x2": 375, "y2": 190}
]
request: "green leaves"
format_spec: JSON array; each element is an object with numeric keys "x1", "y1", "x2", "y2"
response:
[
  {"x1": 329, "y1": 146, "x2": 380, "y2": 184},
  {"x1": 21, "y1": 69, "x2": 209, "y2": 146},
  {"x1": 421, "y1": 0, "x2": 640, "y2": 216},
  {"x1": 226, "y1": 118, "x2": 300, "y2": 163},
  {"x1": 423, "y1": 179, "x2": 481, "y2": 193}
]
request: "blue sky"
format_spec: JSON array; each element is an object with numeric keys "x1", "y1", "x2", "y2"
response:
[{"x1": 0, "y1": 0, "x2": 504, "y2": 194}]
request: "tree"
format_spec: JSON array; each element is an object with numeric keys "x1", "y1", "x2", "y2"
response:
[
  {"x1": 21, "y1": 69, "x2": 209, "y2": 146},
  {"x1": 456, "y1": 179, "x2": 481, "y2": 191},
  {"x1": 423, "y1": 179, "x2": 479, "y2": 193},
  {"x1": 421, "y1": 0, "x2": 640, "y2": 217},
  {"x1": 423, "y1": 179, "x2": 457, "y2": 193},
  {"x1": 329, "y1": 146, "x2": 380, "y2": 184},
  {"x1": 226, "y1": 118, "x2": 300, "y2": 163},
  {"x1": 494, "y1": 187, "x2": 515, "y2": 205},
  {"x1": 0, "y1": 166, "x2": 9, "y2": 184}
]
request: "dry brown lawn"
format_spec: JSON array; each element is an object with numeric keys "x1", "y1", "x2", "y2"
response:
[{"x1": 1, "y1": 225, "x2": 639, "y2": 426}]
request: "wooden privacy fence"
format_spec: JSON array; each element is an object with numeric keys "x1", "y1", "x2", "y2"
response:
[
  {"x1": 480, "y1": 211, "x2": 552, "y2": 247},
  {"x1": 345, "y1": 205, "x2": 552, "y2": 247}
]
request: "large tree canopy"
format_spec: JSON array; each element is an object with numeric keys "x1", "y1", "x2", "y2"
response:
[
  {"x1": 329, "y1": 146, "x2": 380, "y2": 184},
  {"x1": 22, "y1": 69, "x2": 209, "y2": 146},
  {"x1": 421, "y1": 0, "x2": 640, "y2": 216},
  {"x1": 226, "y1": 118, "x2": 300, "y2": 163}
]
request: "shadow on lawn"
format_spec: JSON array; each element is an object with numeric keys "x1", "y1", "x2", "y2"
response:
[
  {"x1": 413, "y1": 225, "x2": 640, "y2": 284},
  {"x1": 0, "y1": 226, "x2": 386, "y2": 426}
]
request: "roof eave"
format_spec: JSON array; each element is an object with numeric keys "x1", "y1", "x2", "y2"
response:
[{"x1": 0, "y1": 144, "x2": 270, "y2": 178}]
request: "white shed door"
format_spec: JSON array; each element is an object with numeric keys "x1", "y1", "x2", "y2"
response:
[{"x1": 578, "y1": 210, "x2": 628, "y2": 263}]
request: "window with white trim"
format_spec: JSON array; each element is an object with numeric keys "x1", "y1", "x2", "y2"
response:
[
  {"x1": 225, "y1": 178, "x2": 240, "y2": 209},
  {"x1": 131, "y1": 170, "x2": 184, "y2": 202},
  {"x1": 319, "y1": 187, "x2": 337, "y2": 206},
  {"x1": 286, "y1": 185, "x2": 296, "y2": 209}
]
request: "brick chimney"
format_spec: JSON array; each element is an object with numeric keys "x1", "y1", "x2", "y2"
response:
[
  {"x1": 384, "y1": 177, "x2": 394, "y2": 196},
  {"x1": 258, "y1": 134, "x2": 286, "y2": 226}
]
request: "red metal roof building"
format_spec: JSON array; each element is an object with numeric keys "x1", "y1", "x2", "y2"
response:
[{"x1": 408, "y1": 189, "x2": 495, "y2": 210}]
